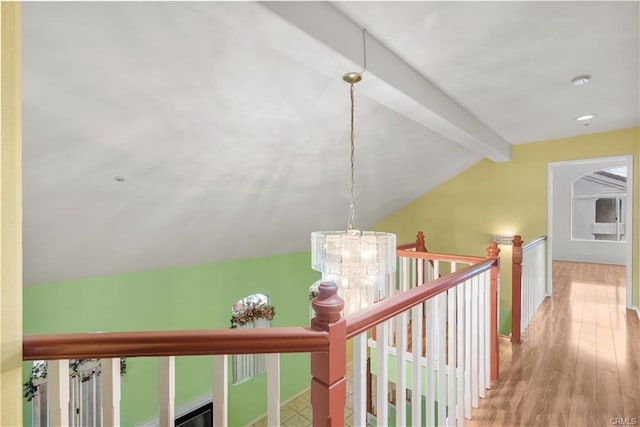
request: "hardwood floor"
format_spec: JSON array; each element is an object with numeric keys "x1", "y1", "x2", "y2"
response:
[{"x1": 468, "y1": 261, "x2": 640, "y2": 427}]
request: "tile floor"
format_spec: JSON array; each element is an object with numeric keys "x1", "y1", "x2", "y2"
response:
[{"x1": 247, "y1": 365, "x2": 355, "y2": 427}]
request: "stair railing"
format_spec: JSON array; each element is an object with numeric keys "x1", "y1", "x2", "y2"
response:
[
  {"x1": 511, "y1": 235, "x2": 548, "y2": 344},
  {"x1": 23, "y1": 233, "x2": 501, "y2": 427}
]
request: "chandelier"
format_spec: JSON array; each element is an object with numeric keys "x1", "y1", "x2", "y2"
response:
[{"x1": 311, "y1": 30, "x2": 396, "y2": 316}]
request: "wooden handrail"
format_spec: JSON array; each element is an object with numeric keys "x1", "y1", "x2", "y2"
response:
[
  {"x1": 23, "y1": 327, "x2": 329, "y2": 361},
  {"x1": 345, "y1": 258, "x2": 496, "y2": 339},
  {"x1": 523, "y1": 236, "x2": 547, "y2": 251},
  {"x1": 397, "y1": 242, "x2": 419, "y2": 250},
  {"x1": 397, "y1": 249, "x2": 485, "y2": 265}
]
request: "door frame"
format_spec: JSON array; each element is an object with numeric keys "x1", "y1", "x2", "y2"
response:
[{"x1": 547, "y1": 155, "x2": 633, "y2": 308}]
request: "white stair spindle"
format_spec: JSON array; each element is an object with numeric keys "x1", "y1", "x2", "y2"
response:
[
  {"x1": 484, "y1": 270, "x2": 491, "y2": 390},
  {"x1": 523, "y1": 251, "x2": 528, "y2": 327},
  {"x1": 456, "y1": 283, "x2": 466, "y2": 426},
  {"x1": 412, "y1": 302, "x2": 423, "y2": 426},
  {"x1": 426, "y1": 298, "x2": 436, "y2": 425},
  {"x1": 478, "y1": 274, "x2": 486, "y2": 398},
  {"x1": 93, "y1": 369, "x2": 98, "y2": 424},
  {"x1": 266, "y1": 353, "x2": 280, "y2": 426},
  {"x1": 376, "y1": 321, "x2": 389, "y2": 426},
  {"x1": 70, "y1": 373, "x2": 77, "y2": 426},
  {"x1": 471, "y1": 276, "x2": 480, "y2": 408},
  {"x1": 158, "y1": 356, "x2": 175, "y2": 427},
  {"x1": 48, "y1": 360, "x2": 70, "y2": 427},
  {"x1": 447, "y1": 287, "x2": 456, "y2": 426},
  {"x1": 396, "y1": 311, "x2": 408, "y2": 427},
  {"x1": 464, "y1": 280, "x2": 472, "y2": 419},
  {"x1": 213, "y1": 354, "x2": 228, "y2": 427},
  {"x1": 437, "y1": 293, "x2": 447, "y2": 425},
  {"x1": 101, "y1": 358, "x2": 121, "y2": 427},
  {"x1": 353, "y1": 333, "x2": 368, "y2": 427}
]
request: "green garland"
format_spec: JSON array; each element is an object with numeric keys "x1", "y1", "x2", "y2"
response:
[
  {"x1": 24, "y1": 359, "x2": 127, "y2": 402},
  {"x1": 230, "y1": 304, "x2": 275, "y2": 328}
]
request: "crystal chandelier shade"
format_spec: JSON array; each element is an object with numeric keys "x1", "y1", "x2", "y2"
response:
[{"x1": 311, "y1": 230, "x2": 396, "y2": 315}]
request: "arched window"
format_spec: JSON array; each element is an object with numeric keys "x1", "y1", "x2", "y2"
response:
[{"x1": 231, "y1": 293, "x2": 274, "y2": 384}]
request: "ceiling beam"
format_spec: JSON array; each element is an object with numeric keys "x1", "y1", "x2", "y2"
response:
[{"x1": 261, "y1": 1, "x2": 511, "y2": 162}]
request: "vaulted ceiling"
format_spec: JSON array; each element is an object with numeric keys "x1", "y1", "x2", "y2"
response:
[{"x1": 22, "y1": 1, "x2": 639, "y2": 285}]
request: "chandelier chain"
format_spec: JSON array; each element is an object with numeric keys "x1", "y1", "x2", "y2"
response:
[
  {"x1": 348, "y1": 83, "x2": 356, "y2": 231},
  {"x1": 346, "y1": 28, "x2": 366, "y2": 232}
]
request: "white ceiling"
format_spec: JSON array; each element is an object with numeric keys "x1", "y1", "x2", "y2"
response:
[{"x1": 22, "y1": 1, "x2": 639, "y2": 285}]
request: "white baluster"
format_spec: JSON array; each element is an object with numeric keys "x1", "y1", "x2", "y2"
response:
[
  {"x1": 426, "y1": 298, "x2": 436, "y2": 425},
  {"x1": 266, "y1": 353, "x2": 280, "y2": 426},
  {"x1": 101, "y1": 358, "x2": 121, "y2": 427},
  {"x1": 484, "y1": 271, "x2": 491, "y2": 390},
  {"x1": 93, "y1": 368, "x2": 98, "y2": 424},
  {"x1": 523, "y1": 252, "x2": 527, "y2": 330},
  {"x1": 396, "y1": 311, "x2": 408, "y2": 427},
  {"x1": 376, "y1": 321, "x2": 389, "y2": 426},
  {"x1": 390, "y1": 263, "x2": 398, "y2": 348},
  {"x1": 456, "y1": 283, "x2": 466, "y2": 426},
  {"x1": 523, "y1": 254, "x2": 528, "y2": 328},
  {"x1": 213, "y1": 354, "x2": 228, "y2": 427},
  {"x1": 527, "y1": 247, "x2": 533, "y2": 325},
  {"x1": 158, "y1": 356, "x2": 175, "y2": 427},
  {"x1": 412, "y1": 302, "x2": 423, "y2": 426},
  {"x1": 464, "y1": 280, "x2": 472, "y2": 419},
  {"x1": 447, "y1": 287, "x2": 456, "y2": 426},
  {"x1": 402, "y1": 257, "x2": 409, "y2": 292},
  {"x1": 48, "y1": 360, "x2": 70, "y2": 427},
  {"x1": 437, "y1": 293, "x2": 447, "y2": 425},
  {"x1": 478, "y1": 274, "x2": 486, "y2": 398},
  {"x1": 471, "y1": 276, "x2": 479, "y2": 408},
  {"x1": 353, "y1": 333, "x2": 368, "y2": 427},
  {"x1": 69, "y1": 371, "x2": 76, "y2": 426}
]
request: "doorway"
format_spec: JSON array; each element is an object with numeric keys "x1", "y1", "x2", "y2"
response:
[{"x1": 547, "y1": 155, "x2": 633, "y2": 308}]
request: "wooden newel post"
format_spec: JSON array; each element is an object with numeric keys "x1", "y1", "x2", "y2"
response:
[
  {"x1": 486, "y1": 241, "x2": 501, "y2": 383},
  {"x1": 310, "y1": 282, "x2": 347, "y2": 427},
  {"x1": 416, "y1": 231, "x2": 427, "y2": 252},
  {"x1": 511, "y1": 235, "x2": 524, "y2": 344}
]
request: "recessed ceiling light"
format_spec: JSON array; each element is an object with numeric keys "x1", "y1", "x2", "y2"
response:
[
  {"x1": 575, "y1": 114, "x2": 596, "y2": 121},
  {"x1": 114, "y1": 176, "x2": 125, "y2": 182},
  {"x1": 571, "y1": 74, "x2": 592, "y2": 86}
]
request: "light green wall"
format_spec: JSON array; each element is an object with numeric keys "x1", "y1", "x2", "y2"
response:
[
  {"x1": 375, "y1": 128, "x2": 640, "y2": 334},
  {"x1": 23, "y1": 252, "x2": 319, "y2": 426}
]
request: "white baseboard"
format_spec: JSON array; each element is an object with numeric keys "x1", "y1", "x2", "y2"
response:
[{"x1": 635, "y1": 306, "x2": 640, "y2": 320}]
